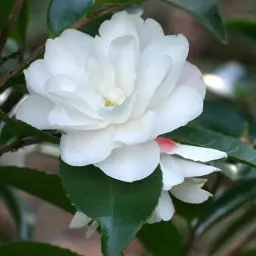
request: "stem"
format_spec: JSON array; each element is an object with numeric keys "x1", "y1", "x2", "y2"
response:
[
  {"x1": 0, "y1": 5, "x2": 121, "y2": 94},
  {"x1": 0, "y1": 51, "x2": 20, "y2": 66},
  {"x1": 0, "y1": 137, "x2": 40, "y2": 157},
  {"x1": 0, "y1": 0, "x2": 24, "y2": 57}
]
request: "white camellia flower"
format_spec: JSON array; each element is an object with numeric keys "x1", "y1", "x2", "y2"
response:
[
  {"x1": 147, "y1": 137, "x2": 227, "y2": 223},
  {"x1": 16, "y1": 11, "x2": 206, "y2": 182}
]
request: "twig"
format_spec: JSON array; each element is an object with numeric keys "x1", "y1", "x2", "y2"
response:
[
  {"x1": 0, "y1": 4, "x2": 121, "y2": 94},
  {"x1": 0, "y1": 0, "x2": 24, "y2": 57},
  {"x1": 0, "y1": 137, "x2": 40, "y2": 157},
  {"x1": 0, "y1": 51, "x2": 20, "y2": 66}
]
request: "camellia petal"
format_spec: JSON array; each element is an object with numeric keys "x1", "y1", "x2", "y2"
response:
[
  {"x1": 95, "y1": 140, "x2": 160, "y2": 182},
  {"x1": 160, "y1": 154, "x2": 184, "y2": 190},
  {"x1": 69, "y1": 212, "x2": 92, "y2": 229},
  {"x1": 173, "y1": 157, "x2": 220, "y2": 178},
  {"x1": 154, "y1": 86, "x2": 203, "y2": 136},
  {"x1": 148, "y1": 191, "x2": 175, "y2": 223},
  {"x1": 60, "y1": 127, "x2": 116, "y2": 166},
  {"x1": 171, "y1": 178, "x2": 212, "y2": 204},
  {"x1": 16, "y1": 95, "x2": 53, "y2": 130},
  {"x1": 169, "y1": 144, "x2": 227, "y2": 162},
  {"x1": 24, "y1": 59, "x2": 51, "y2": 95}
]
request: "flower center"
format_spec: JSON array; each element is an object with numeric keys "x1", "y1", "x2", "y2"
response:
[{"x1": 103, "y1": 88, "x2": 126, "y2": 108}]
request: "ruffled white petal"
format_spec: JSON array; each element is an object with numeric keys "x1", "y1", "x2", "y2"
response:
[
  {"x1": 24, "y1": 59, "x2": 51, "y2": 95},
  {"x1": 173, "y1": 156, "x2": 219, "y2": 178},
  {"x1": 148, "y1": 191, "x2": 175, "y2": 223},
  {"x1": 169, "y1": 144, "x2": 227, "y2": 162},
  {"x1": 114, "y1": 111, "x2": 156, "y2": 145},
  {"x1": 16, "y1": 95, "x2": 53, "y2": 129},
  {"x1": 171, "y1": 178, "x2": 212, "y2": 204},
  {"x1": 95, "y1": 140, "x2": 160, "y2": 182},
  {"x1": 154, "y1": 86, "x2": 203, "y2": 136},
  {"x1": 177, "y1": 61, "x2": 206, "y2": 99},
  {"x1": 160, "y1": 154, "x2": 184, "y2": 190},
  {"x1": 60, "y1": 127, "x2": 115, "y2": 166},
  {"x1": 69, "y1": 212, "x2": 92, "y2": 228}
]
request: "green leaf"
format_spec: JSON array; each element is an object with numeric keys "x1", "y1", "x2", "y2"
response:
[
  {"x1": 225, "y1": 19, "x2": 256, "y2": 43},
  {"x1": 195, "y1": 179, "x2": 256, "y2": 236},
  {"x1": 0, "y1": 166, "x2": 75, "y2": 213},
  {"x1": 163, "y1": 0, "x2": 227, "y2": 43},
  {"x1": 48, "y1": 0, "x2": 95, "y2": 36},
  {"x1": 137, "y1": 222, "x2": 183, "y2": 256},
  {"x1": 0, "y1": 185, "x2": 22, "y2": 231},
  {"x1": 0, "y1": 109, "x2": 59, "y2": 144},
  {"x1": 166, "y1": 126, "x2": 256, "y2": 168},
  {"x1": 60, "y1": 161, "x2": 162, "y2": 256},
  {"x1": 210, "y1": 206, "x2": 256, "y2": 254},
  {"x1": 0, "y1": 242, "x2": 81, "y2": 255}
]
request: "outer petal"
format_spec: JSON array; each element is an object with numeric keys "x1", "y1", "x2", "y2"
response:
[
  {"x1": 147, "y1": 191, "x2": 175, "y2": 223},
  {"x1": 133, "y1": 35, "x2": 188, "y2": 117},
  {"x1": 172, "y1": 156, "x2": 220, "y2": 178},
  {"x1": 169, "y1": 144, "x2": 227, "y2": 162},
  {"x1": 60, "y1": 29, "x2": 93, "y2": 50},
  {"x1": 16, "y1": 95, "x2": 53, "y2": 130},
  {"x1": 98, "y1": 11, "x2": 139, "y2": 56},
  {"x1": 160, "y1": 154, "x2": 184, "y2": 190},
  {"x1": 154, "y1": 86, "x2": 203, "y2": 136},
  {"x1": 95, "y1": 140, "x2": 160, "y2": 182},
  {"x1": 114, "y1": 111, "x2": 156, "y2": 145},
  {"x1": 24, "y1": 59, "x2": 51, "y2": 95},
  {"x1": 44, "y1": 37, "x2": 87, "y2": 79},
  {"x1": 69, "y1": 212, "x2": 91, "y2": 228},
  {"x1": 177, "y1": 61, "x2": 206, "y2": 99},
  {"x1": 148, "y1": 35, "x2": 189, "y2": 110},
  {"x1": 60, "y1": 127, "x2": 115, "y2": 166},
  {"x1": 171, "y1": 178, "x2": 212, "y2": 204}
]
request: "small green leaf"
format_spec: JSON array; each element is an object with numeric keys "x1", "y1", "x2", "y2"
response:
[
  {"x1": 225, "y1": 19, "x2": 256, "y2": 43},
  {"x1": 0, "y1": 166, "x2": 74, "y2": 213},
  {"x1": 210, "y1": 206, "x2": 256, "y2": 254},
  {"x1": 166, "y1": 126, "x2": 256, "y2": 169},
  {"x1": 195, "y1": 179, "x2": 256, "y2": 235},
  {"x1": 60, "y1": 161, "x2": 162, "y2": 256},
  {"x1": 163, "y1": 0, "x2": 227, "y2": 43},
  {"x1": 0, "y1": 242, "x2": 81, "y2": 255},
  {"x1": 48, "y1": 0, "x2": 95, "y2": 36},
  {"x1": 137, "y1": 222, "x2": 183, "y2": 256}
]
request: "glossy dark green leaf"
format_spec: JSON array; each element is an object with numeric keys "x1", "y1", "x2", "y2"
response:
[
  {"x1": 166, "y1": 126, "x2": 256, "y2": 169},
  {"x1": 48, "y1": 0, "x2": 95, "y2": 36},
  {"x1": 0, "y1": 109, "x2": 59, "y2": 144},
  {"x1": 194, "y1": 179, "x2": 256, "y2": 235},
  {"x1": 60, "y1": 160, "x2": 162, "y2": 256},
  {"x1": 0, "y1": 166, "x2": 75, "y2": 213},
  {"x1": 0, "y1": 242, "x2": 81, "y2": 255},
  {"x1": 0, "y1": 122, "x2": 18, "y2": 146},
  {"x1": 225, "y1": 19, "x2": 256, "y2": 43},
  {"x1": 199, "y1": 100, "x2": 246, "y2": 137},
  {"x1": 163, "y1": 0, "x2": 227, "y2": 43},
  {"x1": 137, "y1": 221, "x2": 183, "y2": 256},
  {"x1": 210, "y1": 206, "x2": 256, "y2": 254}
]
